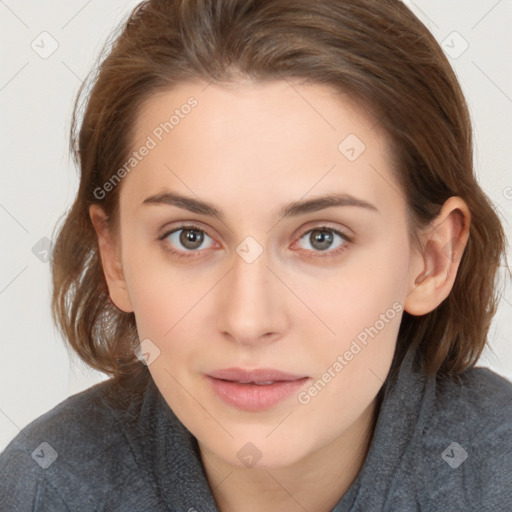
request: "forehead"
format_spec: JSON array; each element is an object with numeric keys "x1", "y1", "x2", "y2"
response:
[{"x1": 122, "y1": 79, "x2": 401, "y2": 219}]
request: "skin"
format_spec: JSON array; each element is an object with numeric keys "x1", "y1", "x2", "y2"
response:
[{"x1": 90, "y1": 79, "x2": 470, "y2": 512}]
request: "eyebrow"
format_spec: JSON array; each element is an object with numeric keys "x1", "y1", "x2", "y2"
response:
[{"x1": 141, "y1": 190, "x2": 379, "y2": 220}]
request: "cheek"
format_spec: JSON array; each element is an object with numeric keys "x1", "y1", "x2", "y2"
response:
[
  {"x1": 295, "y1": 278, "x2": 404, "y2": 446},
  {"x1": 300, "y1": 230, "x2": 410, "y2": 401},
  {"x1": 303, "y1": 233, "x2": 410, "y2": 348},
  {"x1": 121, "y1": 233, "x2": 201, "y2": 338}
]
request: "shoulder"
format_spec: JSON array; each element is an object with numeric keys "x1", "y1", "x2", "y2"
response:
[
  {"x1": 416, "y1": 365, "x2": 512, "y2": 509},
  {"x1": 432, "y1": 365, "x2": 512, "y2": 437},
  {"x1": 0, "y1": 377, "x2": 147, "y2": 511},
  {"x1": 0, "y1": 377, "x2": 131, "y2": 460}
]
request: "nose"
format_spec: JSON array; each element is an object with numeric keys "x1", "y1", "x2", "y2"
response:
[{"x1": 216, "y1": 244, "x2": 287, "y2": 346}]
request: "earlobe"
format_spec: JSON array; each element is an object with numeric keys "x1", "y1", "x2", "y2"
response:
[
  {"x1": 404, "y1": 197, "x2": 471, "y2": 317},
  {"x1": 89, "y1": 204, "x2": 134, "y2": 313}
]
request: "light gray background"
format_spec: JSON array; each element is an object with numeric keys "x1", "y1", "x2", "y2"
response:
[{"x1": 0, "y1": 0, "x2": 511, "y2": 451}]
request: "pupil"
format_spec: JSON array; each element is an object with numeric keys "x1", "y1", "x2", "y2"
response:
[
  {"x1": 311, "y1": 230, "x2": 333, "y2": 251},
  {"x1": 181, "y1": 229, "x2": 203, "y2": 249}
]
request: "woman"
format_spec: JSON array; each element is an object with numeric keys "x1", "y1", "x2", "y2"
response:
[{"x1": 1, "y1": 0, "x2": 511, "y2": 510}]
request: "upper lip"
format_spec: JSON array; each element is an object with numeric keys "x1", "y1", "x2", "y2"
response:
[{"x1": 207, "y1": 368, "x2": 309, "y2": 383}]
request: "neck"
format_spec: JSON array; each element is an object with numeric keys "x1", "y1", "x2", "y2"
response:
[{"x1": 199, "y1": 398, "x2": 379, "y2": 512}]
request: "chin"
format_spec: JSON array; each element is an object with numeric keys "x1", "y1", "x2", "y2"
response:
[{"x1": 206, "y1": 434, "x2": 310, "y2": 471}]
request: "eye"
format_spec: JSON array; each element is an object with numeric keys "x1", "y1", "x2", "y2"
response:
[
  {"x1": 158, "y1": 223, "x2": 352, "y2": 260},
  {"x1": 294, "y1": 226, "x2": 351, "y2": 256},
  {"x1": 158, "y1": 225, "x2": 215, "y2": 257}
]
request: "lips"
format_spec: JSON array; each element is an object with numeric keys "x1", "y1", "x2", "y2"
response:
[
  {"x1": 207, "y1": 367, "x2": 308, "y2": 384},
  {"x1": 206, "y1": 367, "x2": 310, "y2": 411}
]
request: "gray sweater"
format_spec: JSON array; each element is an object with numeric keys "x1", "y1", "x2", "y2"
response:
[{"x1": 1, "y1": 341, "x2": 512, "y2": 511}]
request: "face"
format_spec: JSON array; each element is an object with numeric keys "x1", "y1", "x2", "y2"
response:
[{"x1": 98, "y1": 79, "x2": 422, "y2": 469}]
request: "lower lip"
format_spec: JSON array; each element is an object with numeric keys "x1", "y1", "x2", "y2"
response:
[{"x1": 206, "y1": 376, "x2": 310, "y2": 412}]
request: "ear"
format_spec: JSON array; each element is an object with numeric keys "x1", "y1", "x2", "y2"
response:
[
  {"x1": 89, "y1": 204, "x2": 133, "y2": 313},
  {"x1": 404, "y1": 196, "x2": 471, "y2": 316}
]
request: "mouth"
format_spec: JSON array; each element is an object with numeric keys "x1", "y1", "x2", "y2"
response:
[{"x1": 206, "y1": 368, "x2": 310, "y2": 411}]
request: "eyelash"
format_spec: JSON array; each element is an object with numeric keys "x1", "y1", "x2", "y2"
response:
[{"x1": 157, "y1": 224, "x2": 353, "y2": 260}]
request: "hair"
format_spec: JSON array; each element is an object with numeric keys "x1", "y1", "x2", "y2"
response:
[{"x1": 51, "y1": 0, "x2": 507, "y2": 404}]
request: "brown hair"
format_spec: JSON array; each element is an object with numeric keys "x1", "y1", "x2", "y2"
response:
[{"x1": 51, "y1": 0, "x2": 507, "y2": 391}]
